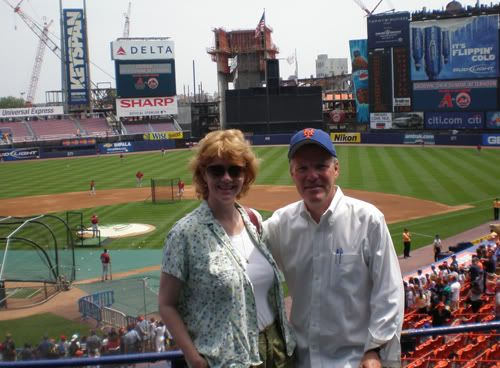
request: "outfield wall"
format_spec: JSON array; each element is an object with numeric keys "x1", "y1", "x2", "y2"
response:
[{"x1": 2, "y1": 132, "x2": 499, "y2": 161}]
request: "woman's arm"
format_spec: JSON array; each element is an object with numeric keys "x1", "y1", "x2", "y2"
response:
[{"x1": 158, "y1": 272, "x2": 208, "y2": 368}]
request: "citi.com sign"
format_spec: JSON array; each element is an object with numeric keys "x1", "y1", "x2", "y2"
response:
[
  {"x1": 116, "y1": 96, "x2": 178, "y2": 118},
  {"x1": 111, "y1": 39, "x2": 175, "y2": 60},
  {"x1": 483, "y1": 134, "x2": 500, "y2": 146}
]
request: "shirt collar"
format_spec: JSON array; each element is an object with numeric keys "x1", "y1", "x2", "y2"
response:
[{"x1": 299, "y1": 186, "x2": 344, "y2": 224}]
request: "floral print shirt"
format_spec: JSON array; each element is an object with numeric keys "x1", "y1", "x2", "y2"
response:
[{"x1": 162, "y1": 201, "x2": 295, "y2": 368}]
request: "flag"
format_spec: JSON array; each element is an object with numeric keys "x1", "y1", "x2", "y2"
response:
[{"x1": 255, "y1": 11, "x2": 265, "y2": 38}]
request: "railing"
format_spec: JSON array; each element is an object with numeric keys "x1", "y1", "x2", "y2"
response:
[{"x1": 0, "y1": 321, "x2": 497, "y2": 368}]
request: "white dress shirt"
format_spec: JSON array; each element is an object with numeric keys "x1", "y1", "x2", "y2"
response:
[{"x1": 264, "y1": 187, "x2": 404, "y2": 368}]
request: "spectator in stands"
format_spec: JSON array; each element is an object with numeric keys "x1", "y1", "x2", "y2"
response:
[
  {"x1": 450, "y1": 254, "x2": 459, "y2": 271},
  {"x1": 263, "y1": 128, "x2": 404, "y2": 368},
  {"x1": 56, "y1": 335, "x2": 68, "y2": 358},
  {"x1": 67, "y1": 335, "x2": 80, "y2": 357},
  {"x1": 449, "y1": 275, "x2": 461, "y2": 311},
  {"x1": 466, "y1": 279, "x2": 483, "y2": 313},
  {"x1": 469, "y1": 256, "x2": 483, "y2": 284},
  {"x1": 102, "y1": 328, "x2": 121, "y2": 356},
  {"x1": 36, "y1": 334, "x2": 57, "y2": 359},
  {"x1": 2, "y1": 333, "x2": 16, "y2": 361},
  {"x1": 154, "y1": 321, "x2": 166, "y2": 353},
  {"x1": 123, "y1": 324, "x2": 140, "y2": 354},
  {"x1": 433, "y1": 234, "x2": 442, "y2": 262},
  {"x1": 19, "y1": 343, "x2": 34, "y2": 361},
  {"x1": 86, "y1": 330, "x2": 102, "y2": 357},
  {"x1": 431, "y1": 302, "x2": 451, "y2": 327},
  {"x1": 135, "y1": 316, "x2": 149, "y2": 352},
  {"x1": 159, "y1": 129, "x2": 295, "y2": 368}
]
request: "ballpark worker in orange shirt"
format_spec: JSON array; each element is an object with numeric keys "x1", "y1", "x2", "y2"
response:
[
  {"x1": 493, "y1": 198, "x2": 499, "y2": 220},
  {"x1": 403, "y1": 228, "x2": 412, "y2": 259}
]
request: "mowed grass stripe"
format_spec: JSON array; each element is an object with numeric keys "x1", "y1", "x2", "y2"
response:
[
  {"x1": 338, "y1": 145, "x2": 363, "y2": 187},
  {"x1": 408, "y1": 148, "x2": 463, "y2": 205},
  {"x1": 376, "y1": 147, "x2": 413, "y2": 195},
  {"x1": 255, "y1": 147, "x2": 290, "y2": 185},
  {"x1": 435, "y1": 148, "x2": 498, "y2": 201},
  {"x1": 424, "y1": 148, "x2": 493, "y2": 204}
]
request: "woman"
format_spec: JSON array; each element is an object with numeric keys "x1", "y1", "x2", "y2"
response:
[{"x1": 159, "y1": 129, "x2": 295, "y2": 368}]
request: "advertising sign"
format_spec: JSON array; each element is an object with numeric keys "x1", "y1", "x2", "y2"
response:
[
  {"x1": 424, "y1": 111, "x2": 484, "y2": 129},
  {"x1": 99, "y1": 141, "x2": 134, "y2": 154},
  {"x1": 392, "y1": 112, "x2": 424, "y2": 129},
  {"x1": 485, "y1": 112, "x2": 500, "y2": 129},
  {"x1": 483, "y1": 134, "x2": 500, "y2": 145},
  {"x1": 330, "y1": 132, "x2": 361, "y2": 143},
  {"x1": 413, "y1": 79, "x2": 497, "y2": 111},
  {"x1": 0, "y1": 106, "x2": 64, "y2": 118},
  {"x1": 115, "y1": 60, "x2": 176, "y2": 98},
  {"x1": 116, "y1": 96, "x2": 178, "y2": 118},
  {"x1": 111, "y1": 39, "x2": 175, "y2": 60},
  {"x1": 143, "y1": 131, "x2": 184, "y2": 140},
  {"x1": 392, "y1": 47, "x2": 411, "y2": 112},
  {"x1": 368, "y1": 48, "x2": 392, "y2": 112},
  {"x1": 410, "y1": 15, "x2": 499, "y2": 81},
  {"x1": 403, "y1": 133, "x2": 435, "y2": 145},
  {"x1": 0, "y1": 147, "x2": 39, "y2": 161},
  {"x1": 63, "y1": 9, "x2": 89, "y2": 105},
  {"x1": 370, "y1": 112, "x2": 392, "y2": 129},
  {"x1": 367, "y1": 12, "x2": 410, "y2": 49},
  {"x1": 349, "y1": 39, "x2": 369, "y2": 123}
]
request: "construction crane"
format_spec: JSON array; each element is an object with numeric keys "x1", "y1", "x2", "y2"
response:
[
  {"x1": 26, "y1": 19, "x2": 53, "y2": 105},
  {"x1": 122, "y1": 1, "x2": 131, "y2": 38},
  {"x1": 353, "y1": 0, "x2": 393, "y2": 16}
]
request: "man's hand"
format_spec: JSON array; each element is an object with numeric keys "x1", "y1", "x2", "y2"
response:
[{"x1": 359, "y1": 350, "x2": 382, "y2": 368}]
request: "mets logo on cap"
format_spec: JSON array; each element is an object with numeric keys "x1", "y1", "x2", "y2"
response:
[{"x1": 303, "y1": 128, "x2": 315, "y2": 139}]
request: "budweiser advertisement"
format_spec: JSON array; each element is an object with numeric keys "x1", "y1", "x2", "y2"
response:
[{"x1": 116, "y1": 96, "x2": 178, "y2": 118}]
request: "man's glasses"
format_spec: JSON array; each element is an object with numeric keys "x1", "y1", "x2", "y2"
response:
[{"x1": 206, "y1": 165, "x2": 245, "y2": 178}]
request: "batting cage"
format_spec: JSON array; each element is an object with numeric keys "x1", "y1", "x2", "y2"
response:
[
  {"x1": 0, "y1": 215, "x2": 76, "y2": 309},
  {"x1": 151, "y1": 177, "x2": 181, "y2": 203}
]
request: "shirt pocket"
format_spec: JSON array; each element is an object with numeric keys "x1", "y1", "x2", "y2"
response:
[{"x1": 329, "y1": 252, "x2": 362, "y2": 285}]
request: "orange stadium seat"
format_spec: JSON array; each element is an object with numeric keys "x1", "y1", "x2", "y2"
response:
[{"x1": 434, "y1": 360, "x2": 450, "y2": 368}]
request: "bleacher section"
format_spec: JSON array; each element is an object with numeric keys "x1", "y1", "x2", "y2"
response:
[
  {"x1": 123, "y1": 122, "x2": 151, "y2": 134},
  {"x1": 123, "y1": 118, "x2": 178, "y2": 135},
  {"x1": 149, "y1": 121, "x2": 176, "y2": 132},
  {"x1": 0, "y1": 121, "x2": 34, "y2": 142},
  {"x1": 29, "y1": 119, "x2": 80, "y2": 140},
  {"x1": 78, "y1": 117, "x2": 112, "y2": 136}
]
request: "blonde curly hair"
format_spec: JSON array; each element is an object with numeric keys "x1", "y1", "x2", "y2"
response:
[{"x1": 189, "y1": 129, "x2": 259, "y2": 200}]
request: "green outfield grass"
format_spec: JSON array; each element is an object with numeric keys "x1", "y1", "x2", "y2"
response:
[{"x1": 1, "y1": 145, "x2": 499, "y2": 254}]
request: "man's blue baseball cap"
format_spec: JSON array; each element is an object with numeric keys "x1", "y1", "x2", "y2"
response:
[{"x1": 288, "y1": 128, "x2": 336, "y2": 159}]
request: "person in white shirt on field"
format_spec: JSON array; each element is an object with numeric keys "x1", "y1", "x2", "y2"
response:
[{"x1": 264, "y1": 128, "x2": 404, "y2": 368}]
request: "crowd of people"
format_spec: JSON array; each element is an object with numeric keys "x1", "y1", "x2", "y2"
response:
[
  {"x1": 0, "y1": 316, "x2": 175, "y2": 362},
  {"x1": 404, "y1": 232, "x2": 499, "y2": 328}
]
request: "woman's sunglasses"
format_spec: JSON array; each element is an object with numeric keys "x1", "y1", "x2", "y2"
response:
[{"x1": 206, "y1": 165, "x2": 245, "y2": 178}]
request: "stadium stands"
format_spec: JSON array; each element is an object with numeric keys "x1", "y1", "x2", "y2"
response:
[
  {"x1": 78, "y1": 117, "x2": 111, "y2": 136},
  {"x1": 0, "y1": 121, "x2": 34, "y2": 142},
  {"x1": 30, "y1": 119, "x2": 79, "y2": 140}
]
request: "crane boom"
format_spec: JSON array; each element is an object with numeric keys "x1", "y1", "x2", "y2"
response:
[
  {"x1": 3, "y1": 0, "x2": 61, "y2": 59},
  {"x1": 26, "y1": 20, "x2": 53, "y2": 104},
  {"x1": 123, "y1": 1, "x2": 131, "y2": 38}
]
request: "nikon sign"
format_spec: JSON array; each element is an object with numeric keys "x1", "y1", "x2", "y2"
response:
[{"x1": 330, "y1": 133, "x2": 361, "y2": 143}]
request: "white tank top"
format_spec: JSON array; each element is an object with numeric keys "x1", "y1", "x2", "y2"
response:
[{"x1": 230, "y1": 227, "x2": 275, "y2": 330}]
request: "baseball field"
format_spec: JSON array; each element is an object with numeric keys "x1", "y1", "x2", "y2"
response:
[{"x1": 0, "y1": 143, "x2": 499, "y2": 343}]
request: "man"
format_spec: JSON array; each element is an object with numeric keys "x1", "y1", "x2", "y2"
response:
[
  {"x1": 177, "y1": 179, "x2": 185, "y2": 199},
  {"x1": 264, "y1": 128, "x2": 403, "y2": 368},
  {"x1": 136, "y1": 170, "x2": 144, "y2": 187},
  {"x1": 403, "y1": 228, "x2": 412, "y2": 258},
  {"x1": 433, "y1": 234, "x2": 442, "y2": 262},
  {"x1": 493, "y1": 198, "x2": 499, "y2": 220},
  {"x1": 89, "y1": 180, "x2": 96, "y2": 196},
  {"x1": 91, "y1": 214, "x2": 99, "y2": 237},
  {"x1": 100, "y1": 248, "x2": 111, "y2": 281}
]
